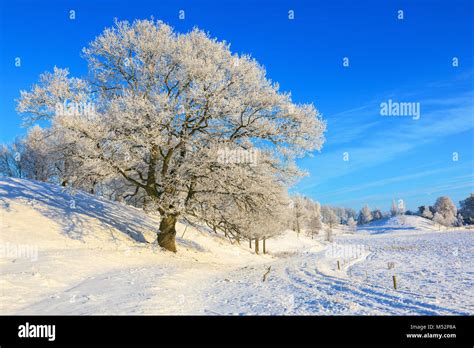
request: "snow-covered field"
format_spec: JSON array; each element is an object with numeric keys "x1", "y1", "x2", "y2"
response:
[{"x1": 0, "y1": 178, "x2": 472, "y2": 315}]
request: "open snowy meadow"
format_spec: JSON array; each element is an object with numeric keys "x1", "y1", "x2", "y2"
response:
[{"x1": 1, "y1": 177, "x2": 472, "y2": 315}]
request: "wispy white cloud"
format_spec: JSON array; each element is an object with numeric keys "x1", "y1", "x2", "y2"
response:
[
  {"x1": 330, "y1": 175, "x2": 473, "y2": 208},
  {"x1": 300, "y1": 91, "x2": 474, "y2": 190},
  {"x1": 313, "y1": 166, "x2": 459, "y2": 201}
]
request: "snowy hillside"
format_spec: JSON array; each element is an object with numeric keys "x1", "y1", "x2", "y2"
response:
[
  {"x1": 1, "y1": 178, "x2": 472, "y2": 315},
  {"x1": 0, "y1": 177, "x2": 312, "y2": 314},
  {"x1": 359, "y1": 215, "x2": 438, "y2": 234}
]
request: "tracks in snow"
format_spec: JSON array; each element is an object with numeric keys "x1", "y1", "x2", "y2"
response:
[{"x1": 13, "y1": 243, "x2": 471, "y2": 315}]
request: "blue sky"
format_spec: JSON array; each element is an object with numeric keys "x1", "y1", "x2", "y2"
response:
[{"x1": 0, "y1": 0, "x2": 473, "y2": 211}]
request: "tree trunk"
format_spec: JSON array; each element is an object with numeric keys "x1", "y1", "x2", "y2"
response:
[
  {"x1": 143, "y1": 196, "x2": 154, "y2": 212},
  {"x1": 255, "y1": 237, "x2": 259, "y2": 255},
  {"x1": 158, "y1": 214, "x2": 178, "y2": 252},
  {"x1": 89, "y1": 180, "x2": 97, "y2": 194},
  {"x1": 263, "y1": 237, "x2": 266, "y2": 254}
]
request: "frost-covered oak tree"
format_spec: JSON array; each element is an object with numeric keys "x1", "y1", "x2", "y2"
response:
[{"x1": 17, "y1": 19, "x2": 326, "y2": 252}]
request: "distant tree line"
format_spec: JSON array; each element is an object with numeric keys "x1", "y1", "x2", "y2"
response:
[{"x1": 286, "y1": 194, "x2": 474, "y2": 233}]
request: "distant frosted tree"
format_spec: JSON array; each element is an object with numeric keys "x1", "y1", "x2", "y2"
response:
[
  {"x1": 325, "y1": 208, "x2": 339, "y2": 228},
  {"x1": 307, "y1": 201, "x2": 323, "y2": 238},
  {"x1": 390, "y1": 200, "x2": 398, "y2": 217},
  {"x1": 319, "y1": 205, "x2": 338, "y2": 242},
  {"x1": 420, "y1": 205, "x2": 433, "y2": 219},
  {"x1": 433, "y1": 196, "x2": 457, "y2": 227},
  {"x1": 371, "y1": 209, "x2": 383, "y2": 221},
  {"x1": 0, "y1": 127, "x2": 56, "y2": 182},
  {"x1": 330, "y1": 206, "x2": 345, "y2": 223},
  {"x1": 315, "y1": 206, "x2": 356, "y2": 225},
  {"x1": 0, "y1": 142, "x2": 22, "y2": 178},
  {"x1": 292, "y1": 195, "x2": 308, "y2": 236},
  {"x1": 325, "y1": 226, "x2": 334, "y2": 242},
  {"x1": 358, "y1": 204, "x2": 373, "y2": 225},
  {"x1": 455, "y1": 213, "x2": 464, "y2": 227},
  {"x1": 347, "y1": 216, "x2": 357, "y2": 233},
  {"x1": 398, "y1": 199, "x2": 406, "y2": 215},
  {"x1": 345, "y1": 208, "x2": 357, "y2": 223},
  {"x1": 433, "y1": 212, "x2": 447, "y2": 229},
  {"x1": 321, "y1": 206, "x2": 339, "y2": 226},
  {"x1": 320, "y1": 205, "x2": 330, "y2": 223},
  {"x1": 459, "y1": 194, "x2": 474, "y2": 224},
  {"x1": 235, "y1": 198, "x2": 288, "y2": 254}
]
